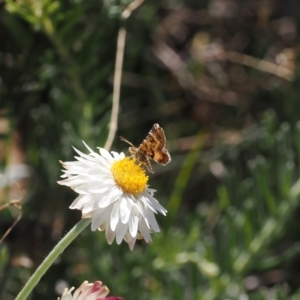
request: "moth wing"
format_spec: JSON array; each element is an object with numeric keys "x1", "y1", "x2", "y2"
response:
[
  {"x1": 153, "y1": 149, "x2": 171, "y2": 165},
  {"x1": 138, "y1": 124, "x2": 171, "y2": 165}
]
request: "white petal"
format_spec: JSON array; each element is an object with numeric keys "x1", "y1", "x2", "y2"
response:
[
  {"x1": 74, "y1": 156, "x2": 99, "y2": 167},
  {"x1": 134, "y1": 198, "x2": 149, "y2": 227},
  {"x1": 98, "y1": 188, "x2": 121, "y2": 208},
  {"x1": 82, "y1": 140, "x2": 96, "y2": 154},
  {"x1": 110, "y1": 201, "x2": 120, "y2": 231},
  {"x1": 139, "y1": 217, "x2": 151, "y2": 243},
  {"x1": 91, "y1": 206, "x2": 111, "y2": 231},
  {"x1": 142, "y1": 192, "x2": 167, "y2": 215},
  {"x1": 128, "y1": 212, "x2": 139, "y2": 238},
  {"x1": 74, "y1": 149, "x2": 102, "y2": 165},
  {"x1": 105, "y1": 221, "x2": 115, "y2": 245},
  {"x1": 88, "y1": 167, "x2": 111, "y2": 176},
  {"x1": 89, "y1": 154, "x2": 112, "y2": 168},
  {"x1": 62, "y1": 165, "x2": 89, "y2": 175},
  {"x1": 146, "y1": 187, "x2": 157, "y2": 195},
  {"x1": 74, "y1": 182, "x2": 99, "y2": 194},
  {"x1": 72, "y1": 148, "x2": 100, "y2": 163},
  {"x1": 115, "y1": 222, "x2": 128, "y2": 244},
  {"x1": 110, "y1": 151, "x2": 121, "y2": 160},
  {"x1": 146, "y1": 209, "x2": 160, "y2": 232},
  {"x1": 99, "y1": 148, "x2": 114, "y2": 163},
  {"x1": 138, "y1": 194, "x2": 158, "y2": 214},
  {"x1": 82, "y1": 202, "x2": 96, "y2": 214},
  {"x1": 101, "y1": 178, "x2": 116, "y2": 185},
  {"x1": 57, "y1": 176, "x2": 85, "y2": 186},
  {"x1": 148, "y1": 194, "x2": 167, "y2": 214},
  {"x1": 88, "y1": 185, "x2": 109, "y2": 193},
  {"x1": 70, "y1": 194, "x2": 92, "y2": 209},
  {"x1": 124, "y1": 232, "x2": 137, "y2": 251},
  {"x1": 119, "y1": 195, "x2": 131, "y2": 224},
  {"x1": 81, "y1": 194, "x2": 101, "y2": 213}
]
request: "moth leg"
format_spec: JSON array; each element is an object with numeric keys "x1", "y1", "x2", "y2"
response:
[{"x1": 143, "y1": 157, "x2": 154, "y2": 173}]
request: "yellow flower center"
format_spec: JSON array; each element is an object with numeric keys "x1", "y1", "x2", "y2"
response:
[{"x1": 111, "y1": 157, "x2": 148, "y2": 195}]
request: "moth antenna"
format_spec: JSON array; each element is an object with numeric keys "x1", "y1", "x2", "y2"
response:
[{"x1": 120, "y1": 136, "x2": 134, "y2": 147}]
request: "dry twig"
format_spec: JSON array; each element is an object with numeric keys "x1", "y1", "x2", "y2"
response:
[
  {"x1": 0, "y1": 181, "x2": 24, "y2": 244},
  {"x1": 201, "y1": 50, "x2": 294, "y2": 81},
  {"x1": 104, "y1": 0, "x2": 145, "y2": 150}
]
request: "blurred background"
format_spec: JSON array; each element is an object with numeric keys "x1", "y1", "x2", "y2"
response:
[{"x1": 1, "y1": 0, "x2": 300, "y2": 299}]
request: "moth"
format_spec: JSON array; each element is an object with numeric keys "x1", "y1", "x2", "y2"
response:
[{"x1": 120, "y1": 123, "x2": 171, "y2": 173}]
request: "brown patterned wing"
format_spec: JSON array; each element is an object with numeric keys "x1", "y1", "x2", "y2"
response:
[
  {"x1": 138, "y1": 123, "x2": 171, "y2": 165},
  {"x1": 153, "y1": 149, "x2": 170, "y2": 165},
  {"x1": 150, "y1": 123, "x2": 166, "y2": 149}
]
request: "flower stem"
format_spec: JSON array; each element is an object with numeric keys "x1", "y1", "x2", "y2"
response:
[{"x1": 15, "y1": 219, "x2": 91, "y2": 300}]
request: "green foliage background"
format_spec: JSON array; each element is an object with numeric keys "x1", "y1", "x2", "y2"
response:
[{"x1": 1, "y1": 0, "x2": 300, "y2": 299}]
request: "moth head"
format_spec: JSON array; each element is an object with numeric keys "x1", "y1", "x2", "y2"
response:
[{"x1": 128, "y1": 147, "x2": 138, "y2": 156}]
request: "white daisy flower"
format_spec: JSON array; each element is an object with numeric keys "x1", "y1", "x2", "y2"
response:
[
  {"x1": 58, "y1": 142, "x2": 167, "y2": 250},
  {"x1": 58, "y1": 280, "x2": 124, "y2": 300}
]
